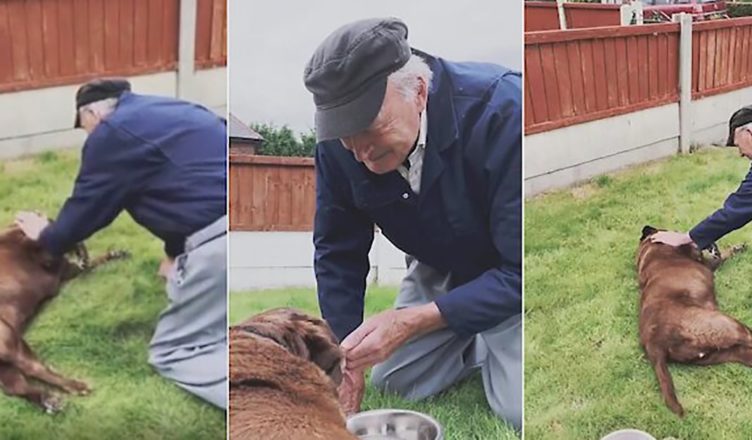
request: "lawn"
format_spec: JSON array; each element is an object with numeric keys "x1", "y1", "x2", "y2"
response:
[
  {"x1": 0, "y1": 150, "x2": 225, "y2": 439},
  {"x1": 525, "y1": 147, "x2": 752, "y2": 439},
  {"x1": 230, "y1": 287, "x2": 518, "y2": 440}
]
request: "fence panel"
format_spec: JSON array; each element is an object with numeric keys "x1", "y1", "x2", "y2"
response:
[
  {"x1": 230, "y1": 154, "x2": 316, "y2": 232},
  {"x1": 692, "y1": 17, "x2": 752, "y2": 99},
  {"x1": 525, "y1": 23, "x2": 681, "y2": 134},
  {"x1": 0, "y1": 0, "x2": 179, "y2": 93},
  {"x1": 195, "y1": 0, "x2": 227, "y2": 68}
]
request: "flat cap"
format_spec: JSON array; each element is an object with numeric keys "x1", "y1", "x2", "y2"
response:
[
  {"x1": 726, "y1": 105, "x2": 752, "y2": 146},
  {"x1": 304, "y1": 18, "x2": 411, "y2": 141},
  {"x1": 74, "y1": 78, "x2": 131, "y2": 128}
]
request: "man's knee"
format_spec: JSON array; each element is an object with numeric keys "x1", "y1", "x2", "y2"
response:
[
  {"x1": 488, "y1": 396, "x2": 522, "y2": 431},
  {"x1": 370, "y1": 363, "x2": 411, "y2": 397}
]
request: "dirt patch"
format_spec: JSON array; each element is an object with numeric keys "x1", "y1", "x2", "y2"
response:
[
  {"x1": 570, "y1": 184, "x2": 598, "y2": 200},
  {"x1": 2, "y1": 158, "x2": 37, "y2": 175}
]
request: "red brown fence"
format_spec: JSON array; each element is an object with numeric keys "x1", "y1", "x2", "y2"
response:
[
  {"x1": 525, "y1": 23, "x2": 680, "y2": 134},
  {"x1": 525, "y1": 2, "x2": 622, "y2": 32},
  {"x1": 692, "y1": 17, "x2": 752, "y2": 99},
  {"x1": 195, "y1": 0, "x2": 227, "y2": 68},
  {"x1": 230, "y1": 154, "x2": 316, "y2": 232},
  {"x1": 0, "y1": 0, "x2": 225, "y2": 94}
]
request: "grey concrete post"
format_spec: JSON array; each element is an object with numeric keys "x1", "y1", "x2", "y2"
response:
[
  {"x1": 177, "y1": 0, "x2": 197, "y2": 99},
  {"x1": 675, "y1": 13, "x2": 693, "y2": 154},
  {"x1": 556, "y1": 0, "x2": 568, "y2": 30}
]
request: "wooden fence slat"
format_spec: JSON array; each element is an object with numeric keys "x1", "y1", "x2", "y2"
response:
[
  {"x1": 163, "y1": 0, "x2": 179, "y2": 64},
  {"x1": 0, "y1": 2, "x2": 13, "y2": 83},
  {"x1": 614, "y1": 37, "x2": 629, "y2": 107},
  {"x1": 525, "y1": 45, "x2": 549, "y2": 124},
  {"x1": 580, "y1": 40, "x2": 597, "y2": 113},
  {"x1": 133, "y1": 0, "x2": 149, "y2": 66},
  {"x1": 41, "y1": 0, "x2": 60, "y2": 77},
  {"x1": 603, "y1": 38, "x2": 618, "y2": 109},
  {"x1": 72, "y1": 0, "x2": 90, "y2": 74},
  {"x1": 540, "y1": 44, "x2": 562, "y2": 120},
  {"x1": 567, "y1": 41, "x2": 586, "y2": 115},
  {"x1": 119, "y1": 0, "x2": 135, "y2": 69},
  {"x1": 7, "y1": 1, "x2": 30, "y2": 82},
  {"x1": 627, "y1": 35, "x2": 640, "y2": 105},
  {"x1": 209, "y1": 0, "x2": 225, "y2": 62},
  {"x1": 553, "y1": 42, "x2": 574, "y2": 118},
  {"x1": 58, "y1": 0, "x2": 77, "y2": 77}
]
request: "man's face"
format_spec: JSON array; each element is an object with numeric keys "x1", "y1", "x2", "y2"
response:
[
  {"x1": 734, "y1": 124, "x2": 752, "y2": 159},
  {"x1": 340, "y1": 79, "x2": 427, "y2": 174}
]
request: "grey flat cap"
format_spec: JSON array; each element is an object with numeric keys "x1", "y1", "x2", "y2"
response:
[
  {"x1": 304, "y1": 17, "x2": 411, "y2": 141},
  {"x1": 727, "y1": 105, "x2": 752, "y2": 146}
]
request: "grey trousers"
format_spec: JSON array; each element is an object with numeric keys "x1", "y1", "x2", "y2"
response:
[
  {"x1": 148, "y1": 216, "x2": 228, "y2": 409},
  {"x1": 371, "y1": 257, "x2": 522, "y2": 430}
]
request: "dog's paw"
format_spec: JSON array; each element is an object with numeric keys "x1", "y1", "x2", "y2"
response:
[
  {"x1": 64, "y1": 379, "x2": 92, "y2": 396},
  {"x1": 732, "y1": 243, "x2": 748, "y2": 253},
  {"x1": 42, "y1": 395, "x2": 64, "y2": 414}
]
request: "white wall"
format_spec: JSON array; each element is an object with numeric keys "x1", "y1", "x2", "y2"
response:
[
  {"x1": 525, "y1": 85, "x2": 752, "y2": 196},
  {"x1": 229, "y1": 230, "x2": 407, "y2": 291},
  {"x1": 0, "y1": 67, "x2": 227, "y2": 160}
]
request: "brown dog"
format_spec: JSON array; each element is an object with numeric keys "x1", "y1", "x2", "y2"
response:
[
  {"x1": 0, "y1": 224, "x2": 128, "y2": 413},
  {"x1": 229, "y1": 308, "x2": 357, "y2": 440},
  {"x1": 637, "y1": 225, "x2": 752, "y2": 416}
]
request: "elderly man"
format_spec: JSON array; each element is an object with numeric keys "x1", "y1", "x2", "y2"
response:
[
  {"x1": 304, "y1": 18, "x2": 522, "y2": 429},
  {"x1": 14, "y1": 78, "x2": 228, "y2": 409},
  {"x1": 653, "y1": 106, "x2": 752, "y2": 249}
]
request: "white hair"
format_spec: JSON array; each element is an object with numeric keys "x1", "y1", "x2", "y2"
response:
[
  {"x1": 387, "y1": 54, "x2": 433, "y2": 100},
  {"x1": 79, "y1": 97, "x2": 118, "y2": 119}
]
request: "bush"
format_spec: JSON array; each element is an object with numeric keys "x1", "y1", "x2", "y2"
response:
[
  {"x1": 250, "y1": 123, "x2": 316, "y2": 157},
  {"x1": 729, "y1": 2, "x2": 752, "y2": 17}
]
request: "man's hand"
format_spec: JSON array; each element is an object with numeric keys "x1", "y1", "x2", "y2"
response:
[
  {"x1": 15, "y1": 211, "x2": 50, "y2": 241},
  {"x1": 650, "y1": 231, "x2": 695, "y2": 247},
  {"x1": 158, "y1": 256, "x2": 175, "y2": 279},
  {"x1": 338, "y1": 367, "x2": 365, "y2": 416},
  {"x1": 340, "y1": 303, "x2": 445, "y2": 371}
]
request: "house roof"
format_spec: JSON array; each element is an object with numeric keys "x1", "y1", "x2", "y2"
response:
[{"x1": 229, "y1": 113, "x2": 263, "y2": 142}]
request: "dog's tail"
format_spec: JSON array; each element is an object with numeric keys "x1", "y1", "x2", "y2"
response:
[{"x1": 647, "y1": 347, "x2": 684, "y2": 417}]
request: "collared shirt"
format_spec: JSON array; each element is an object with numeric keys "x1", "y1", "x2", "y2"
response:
[
  {"x1": 397, "y1": 108, "x2": 428, "y2": 194},
  {"x1": 39, "y1": 92, "x2": 227, "y2": 257}
]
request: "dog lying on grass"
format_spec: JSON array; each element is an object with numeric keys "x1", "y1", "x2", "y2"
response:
[
  {"x1": 637, "y1": 225, "x2": 752, "y2": 416},
  {"x1": 0, "y1": 224, "x2": 128, "y2": 413},
  {"x1": 229, "y1": 308, "x2": 356, "y2": 440}
]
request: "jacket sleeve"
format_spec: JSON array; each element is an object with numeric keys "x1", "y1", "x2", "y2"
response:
[
  {"x1": 690, "y1": 165, "x2": 752, "y2": 249},
  {"x1": 313, "y1": 144, "x2": 375, "y2": 341},
  {"x1": 434, "y1": 75, "x2": 522, "y2": 338},
  {"x1": 38, "y1": 123, "x2": 151, "y2": 255}
]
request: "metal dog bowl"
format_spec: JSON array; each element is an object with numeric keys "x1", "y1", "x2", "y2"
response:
[
  {"x1": 600, "y1": 429, "x2": 657, "y2": 440},
  {"x1": 347, "y1": 409, "x2": 443, "y2": 440}
]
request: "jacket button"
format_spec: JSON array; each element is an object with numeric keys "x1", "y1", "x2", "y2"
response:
[{"x1": 402, "y1": 192, "x2": 409, "y2": 199}]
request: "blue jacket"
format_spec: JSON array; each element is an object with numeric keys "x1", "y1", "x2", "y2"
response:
[
  {"x1": 314, "y1": 52, "x2": 522, "y2": 341},
  {"x1": 39, "y1": 92, "x2": 227, "y2": 257},
  {"x1": 691, "y1": 163, "x2": 752, "y2": 249}
]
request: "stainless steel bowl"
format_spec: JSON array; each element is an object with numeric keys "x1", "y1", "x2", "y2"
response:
[
  {"x1": 600, "y1": 429, "x2": 657, "y2": 440},
  {"x1": 346, "y1": 409, "x2": 443, "y2": 440}
]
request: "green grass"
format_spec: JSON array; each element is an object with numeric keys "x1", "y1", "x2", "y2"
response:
[
  {"x1": 525, "y1": 147, "x2": 752, "y2": 439},
  {"x1": 231, "y1": 287, "x2": 518, "y2": 440},
  {"x1": 0, "y1": 150, "x2": 225, "y2": 439}
]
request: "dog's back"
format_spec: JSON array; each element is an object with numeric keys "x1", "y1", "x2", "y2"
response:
[{"x1": 636, "y1": 226, "x2": 752, "y2": 416}]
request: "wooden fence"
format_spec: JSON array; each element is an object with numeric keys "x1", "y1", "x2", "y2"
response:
[
  {"x1": 229, "y1": 154, "x2": 316, "y2": 232},
  {"x1": 525, "y1": 2, "x2": 622, "y2": 32},
  {"x1": 525, "y1": 23, "x2": 680, "y2": 134},
  {"x1": 0, "y1": 0, "x2": 225, "y2": 94},
  {"x1": 692, "y1": 17, "x2": 752, "y2": 99},
  {"x1": 525, "y1": 17, "x2": 752, "y2": 134},
  {"x1": 195, "y1": 0, "x2": 227, "y2": 68}
]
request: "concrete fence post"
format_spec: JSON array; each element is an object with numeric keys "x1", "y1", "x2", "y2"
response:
[
  {"x1": 556, "y1": 0, "x2": 568, "y2": 30},
  {"x1": 177, "y1": 0, "x2": 197, "y2": 99},
  {"x1": 674, "y1": 13, "x2": 693, "y2": 154}
]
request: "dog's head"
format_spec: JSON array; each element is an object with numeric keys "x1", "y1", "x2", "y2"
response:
[
  {"x1": 3, "y1": 220, "x2": 90, "y2": 273},
  {"x1": 235, "y1": 308, "x2": 344, "y2": 386}
]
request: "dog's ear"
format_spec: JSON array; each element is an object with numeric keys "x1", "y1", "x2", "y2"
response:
[
  {"x1": 300, "y1": 319, "x2": 344, "y2": 386},
  {"x1": 641, "y1": 225, "x2": 658, "y2": 241}
]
